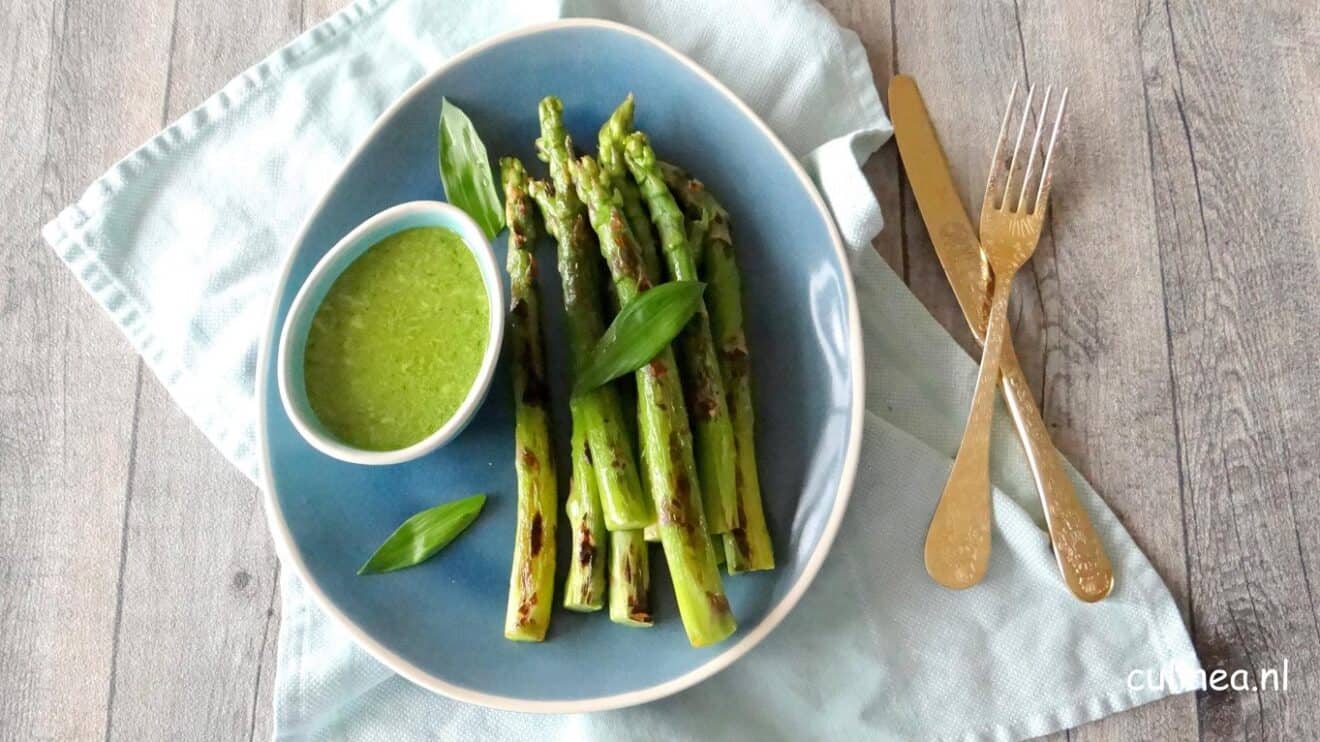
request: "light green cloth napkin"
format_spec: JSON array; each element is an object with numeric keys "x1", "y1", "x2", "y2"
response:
[{"x1": 41, "y1": 0, "x2": 1200, "y2": 739}]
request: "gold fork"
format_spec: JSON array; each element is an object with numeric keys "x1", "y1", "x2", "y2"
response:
[{"x1": 924, "y1": 83, "x2": 1070, "y2": 589}]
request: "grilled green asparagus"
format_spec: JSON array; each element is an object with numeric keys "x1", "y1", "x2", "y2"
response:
[
  {"x1": 527, "y1": 179, "x2": 613, "y2": 610},
  {"x1": 500, "y1": 158, "x2": 558, "y2": 641},
  {"x1": 598, "y1": 95, "x2": 663, "y2": 282},
  {"x1": 563, "y1": 401, "x2": 607, "y2": 610},
  {"x1": 599, "y1": 96, "x2": 662, "y2": 617},
  {"x1": 624, "y1": 133, "x2": 737, "y2": 536},
  {"x1": 534, "y1": 98, "x2": 652, "y2": 532},
  {"x1": 570, "y1": 154, "x2": 735, "y2": 647},
  {"x1": 609, "y1": 529, "x2": 653, "y2": 626},
  {"x1": 662, "y1": 163, "x2": 775, "y2": 572}
]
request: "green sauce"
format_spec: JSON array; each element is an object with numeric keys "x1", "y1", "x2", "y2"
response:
[{"x1": 304, "y1": 227, "x2": 489, "y2": 451}]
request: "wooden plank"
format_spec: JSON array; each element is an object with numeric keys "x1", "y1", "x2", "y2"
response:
[
  {"x1": 108, "y1": 381, "x2": 281, "y2": 742},
  {"x1": 303, "y1": 0, "x2": 344, "y2": 27},
  {"x1": 99, "y1": 2, "x2": 299, "y2": 739},
  {"x1": 0, "y1": 0, "x2": 175, "y2": 738},
  {"x1": 1142, "y1": 2, "x2": 1320, "y2": 740}
]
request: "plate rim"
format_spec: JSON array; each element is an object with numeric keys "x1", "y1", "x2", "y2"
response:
[{"x1": 256, "y1": 17, "x2": 866, "y2": 714}]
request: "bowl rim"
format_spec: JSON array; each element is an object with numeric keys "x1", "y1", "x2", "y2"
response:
[
  {"x1": 255, "y1": 17, "x2": 866, "y2": 714},
  {"x1": 276, "y1": 200, "x2": 505, "y2": 466}
]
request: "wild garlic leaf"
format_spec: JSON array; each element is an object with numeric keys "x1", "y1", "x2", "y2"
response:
[
  {"x1": 438, "y1": 99, "x2": 504, "y2": 238},
  {"x1": 573, "y1": 281, "x2": 706, "y2": 396},
  {"x1": 358, "y1": 494, "x2": 487, "y2": 575}
]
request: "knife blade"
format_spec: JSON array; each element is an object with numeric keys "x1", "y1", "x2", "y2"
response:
[{"x1": 887, "y1": 74, "x2": 991, "y2": 341}]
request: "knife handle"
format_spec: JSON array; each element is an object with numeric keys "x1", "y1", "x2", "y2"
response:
[{"x1": 999, "y1": 341, "x2": 1115, "y2": 601}]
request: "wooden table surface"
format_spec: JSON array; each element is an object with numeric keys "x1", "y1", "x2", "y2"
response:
[{"x1": 3, "y1": 1, "x2": 1317, "y2": 740}]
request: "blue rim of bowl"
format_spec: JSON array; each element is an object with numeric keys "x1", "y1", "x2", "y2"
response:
[{"x1": 255, "y1": 18, "x2": 866, "y2": 714}]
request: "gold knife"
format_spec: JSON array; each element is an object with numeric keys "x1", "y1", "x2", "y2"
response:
[{"x1": 889, "y1": 74, "x2": 1115, "y2": 602}]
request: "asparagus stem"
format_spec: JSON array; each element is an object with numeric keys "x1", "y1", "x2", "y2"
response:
[
  {"x1": 662, "y1": 163, "x2": 775, "y2": 573},
  {"x1": 598, "y1": 95, "x2": 663, "y2": 282},
  {"x1": 624, "y1": 133, "x2": 737, "y2": 536},
  {"x1": 609, "y1": 530, "x2": 653, "y2": 626},
  {"x1": 600, "y1": 97, "x2": 663, "y2": 606},
  {"x1": 500, "y1": 158, "x2": 558, "y2": 641},
  {"x1": 563, "y1": 401, "x2": 607, "y2": 610},
  {"x1": 570, "y1": 154, "x2": 736, "y2": 647},
  {"x1": 533, "y1": 98, "x2": 652, "y2": 531}
]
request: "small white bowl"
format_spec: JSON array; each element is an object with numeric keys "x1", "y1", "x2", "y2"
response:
[{"x1": 276, "y1": 201, "x2": 504, "y2": 466}]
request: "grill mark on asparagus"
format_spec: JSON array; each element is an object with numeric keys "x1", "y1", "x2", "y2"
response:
[
  {"x1": 516, "y1": 563, "x2": 538, "y2": 625},
  {"x1": 628, "y1": 601, "x2": 652, "y2": 624},
  {"x1": 706, "y1": 591, "x2": 731, "y2": 615},
  {"x1": 690, "y1": 396, "x2": 718, "y2": 421},
  {"x1": 687, "y1": 371, "x2": 719, "y2": 421},
  {"x1": 605, "y1": 211, "x2": 647, "y2": 286},
  {"x1": 660, "y1": 431, "x2": 696, "y2": 533},
  {"x1": 723, "y1": 344, "x2": 750, "y2": 380},
  {"x1": 730, "y1": 528, "x2": 751, "y2": 562},
  {"x1": 577, "y1": 522, "x2": 596, "y2": 567},
  {"x1": 509, "y1": 198, "x2": 535, "y2": 248},
  {"x1": 529, "y1": 512, "x2": 543, "y2": 557},
  {"x1": 730, "y1": 469, "x2": 751, "y2": 560},
  {"x1": 684, "y1": 321, "x2": 721, "y2": 422},
  {"x1": 569, "y1": 214, "x2": 593, "y2": 250},
  {"x1": 522, "y1": 349, "x2": 547, "y2": 407},
  {"x1": 621, "y1": 547, "x2": 652, "y2": 623},
  {"x1": 510, "y1": 298, "x2": 548, "y2": 407},
  {"x1": 520, "y1": 447, "x2": 539, "y2": 471}
]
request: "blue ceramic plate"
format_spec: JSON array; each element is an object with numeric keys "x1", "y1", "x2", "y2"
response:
[{"x1": 258, "y1": 19, "x2": 863, "y2": 713}]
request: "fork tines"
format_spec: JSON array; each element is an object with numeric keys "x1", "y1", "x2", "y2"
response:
[{"x1": 985, "y1": 81, "x2": 1070, "y2": 215}]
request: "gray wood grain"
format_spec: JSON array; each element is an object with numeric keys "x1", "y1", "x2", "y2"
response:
[
  {"x1": 3, "y1": 0, "x2": 1319, "y2": 740},
  {"x1": 0, "y1": 0, "x2": 167, "y2": 739},
  {"x1": 1144, "y1": 1, "x2": 1320, "y2": 739}
]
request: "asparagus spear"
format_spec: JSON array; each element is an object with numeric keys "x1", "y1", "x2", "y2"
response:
[
  {"x1": 609, "y1": 529, "x2": 653, "y2": 626},
  {"x1": 534, "y1": 98, "x2": 652, "y2": 531},
  {"x1": 623, "y1": 133, "x2": 737, "y2": 536},
  {"x1": 563, "y1": 401, "x2": 607, "y2": 610},
  {"x1": 662, "y1": 163, "x2": 775, "y2": 572},
  {"x1": 598, "y1": 95, "x2": 663, "y2": 282},
  {"x1": 499, "y1": 158, "x2": 558, "y2": 641},
  {"x1": 526, "y1": 181, "x2": 613, "y2": 610},
  {"x1": 608, "y1": 338, "x2": 653, "y2": 624},
  {"x1": 599, "y1": 97, "x2": 666, "y2": 613},
  {"x1": 570, "y1": 154, "x2": 735, "y2": 647}
]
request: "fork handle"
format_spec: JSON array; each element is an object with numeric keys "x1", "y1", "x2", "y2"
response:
[
  {"x1": 924, "y1": 281, "x2": 1012, "y2": 589},
  {"x1": 999, "y1": 343, "x2": 1115, "y2": 601}
]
